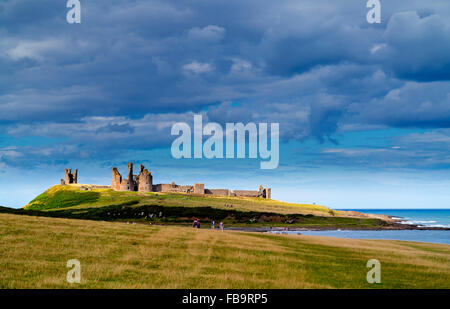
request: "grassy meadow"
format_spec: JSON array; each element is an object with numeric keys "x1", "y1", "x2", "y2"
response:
[{"x1": 1, "y1": 213, "x2": 449, "y2": 289}]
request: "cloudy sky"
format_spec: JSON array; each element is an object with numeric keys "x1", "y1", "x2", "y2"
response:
[{"x1": 1, "y1": 0, "x2": 449, "y2": 209}]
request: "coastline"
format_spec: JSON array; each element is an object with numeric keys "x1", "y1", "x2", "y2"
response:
[
  {"x1": 225, "y1": 221, "x2": 450, "y2": 232},
  {"x1": 226, "y1": 226, "x2": 450, "y2": 232},
  {"x1": 226, "y1": 216, "x2": 450, "y2": 245}
]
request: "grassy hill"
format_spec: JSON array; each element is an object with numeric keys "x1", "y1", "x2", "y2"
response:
[
  {"x1": 17, "y1": 184, "x2": 395, "y2": 229},
  {"x1": 1, "y1": 213, "x2": 449, "y2": 288},
  {"x1": 24, "y1": 184, "x2": 333, "y2": 215}
]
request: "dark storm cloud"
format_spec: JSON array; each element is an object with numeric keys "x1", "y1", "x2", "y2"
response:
[
  {"x1": 375, "y1": 11, "x2": 450, "y2": 81},
  {"x1": 353, "y1": 81, "x2": 450, "y2": 128},
  {"x1": 0, "y1": 0, "x2": 450, "y2": 168}
]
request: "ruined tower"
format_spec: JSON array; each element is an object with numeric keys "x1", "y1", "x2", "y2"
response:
[
  {"x1": 127, "y1": 162, "x2": 133, "y2": 187},
  {"x1": 117, "y1": 162, "x2": 134, "y2": 191},
  {"x1": 112, "y1": 166, "x2": 133, "y2": 191},
  {"x1": 61, "y1": 168, "x2": 78, "y2": 185},
  {"x1": 112, "y1": 167, "x2": 122, "y2": 190},
  {"x1": 263, "y1": 188, "x2": 271, "y2": 199},
  {"x1": 138, "y1": 165, "x2": 153, "y2": 193}
]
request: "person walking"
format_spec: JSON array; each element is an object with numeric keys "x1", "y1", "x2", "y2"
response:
[
  {"x1": 211, "y1": 220, "x2": 215, "y2": 229},
  {"x1": 219, "y1": 221, "x2": 224, "y2": 231}
]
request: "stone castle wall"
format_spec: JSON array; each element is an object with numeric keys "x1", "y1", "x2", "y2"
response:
[
  {"x1": 205, "y1": 189, "x2": 230, "y2": 196},
  {"x1": 232, "y1": 190, "x2": 261, "y2": 197},
  {"x1": 193, "y1": 183, "x2": 204, "y2": 194},
  {"x1": 152, "y1": 183, "x2": 193, "y2": 193}
]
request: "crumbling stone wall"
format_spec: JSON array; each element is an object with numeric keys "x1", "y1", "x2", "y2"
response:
[
  {"x1": 205, "y1": 189, "x2": 230, "y2": 196},
  {"x1": 232, "y1": 190, "x2": 261, "y2": 197},
  {"x1": 153, "y1": 183, "x2": 193, "y2": 193},
  {"x1": 231, "y1": 186, "x2": 271, "y2": 198},
  {"x1": 194, "y1": 183, "x2": 205, "y2": 194}
]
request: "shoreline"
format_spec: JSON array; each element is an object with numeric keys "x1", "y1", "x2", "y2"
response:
[{"x1": 225, "y1": 224, "x2": 450, "y2": 232}]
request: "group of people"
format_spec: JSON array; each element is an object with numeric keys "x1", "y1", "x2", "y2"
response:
[{"x1": 192, "y1": 219, "x2": 224, "y2": 231}]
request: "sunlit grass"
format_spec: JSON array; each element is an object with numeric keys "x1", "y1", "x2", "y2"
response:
[{"x1": 1, "y1": 213, "x2": 449, "y2": 289}]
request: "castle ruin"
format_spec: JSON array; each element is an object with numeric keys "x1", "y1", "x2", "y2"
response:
[
  {"x1": 60, "y1": 163, "x2": 271, "y2": 199},
  {"x1": 111, "y1": 162, "x2": 271, "y2": 198}
]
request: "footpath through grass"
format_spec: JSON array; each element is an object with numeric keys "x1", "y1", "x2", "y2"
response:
[{"x1": 0, "y1": 213, "x2": 449, "y2": 288}]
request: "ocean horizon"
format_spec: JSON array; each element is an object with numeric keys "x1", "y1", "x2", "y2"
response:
[
  {"x1": 340, "y1": 209, "x2": 450, "y2": 228},
  {"x1": 274, "y1": 209, "x2": 450, "y2": 245}
]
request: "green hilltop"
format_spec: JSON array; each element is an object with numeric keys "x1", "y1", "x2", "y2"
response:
[{"x1": 24, "y1": 184, "x2": 332, "y2": 215}]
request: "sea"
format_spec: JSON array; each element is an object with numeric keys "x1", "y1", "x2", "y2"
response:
[{"x1": 273, "y1": 209, "x2": 450, "y2": 245}]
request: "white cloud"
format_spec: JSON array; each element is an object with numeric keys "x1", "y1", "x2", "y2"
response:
[
  {"x1": 230, "y1": 58, "x2": 252, "y2": 73},
  {"x1": 6, "y1": 39, "x2": 64, "y2": 61},
  {"x1": 370, "y1": 43, "x2": 386, "y2": 54},
  {"x1": 0, "y1": 146, "x2": 23, "y2": 160},
  {"x1": 182, "y1": 61, "x2": 214, "y2": 74},
  {"x1": 187, "y1": 25, "x2": 226, "y2": 42}
]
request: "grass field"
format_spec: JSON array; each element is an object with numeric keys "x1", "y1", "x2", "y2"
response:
[{"x1": 1, "y1": 213, "x2": 449, "y2": 288}]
